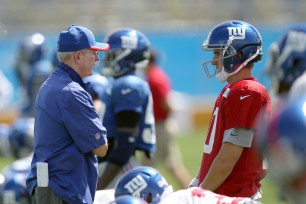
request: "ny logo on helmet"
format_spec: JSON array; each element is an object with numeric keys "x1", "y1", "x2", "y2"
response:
[
  {"x1": 227, "y1": 27, "x2": 246, "y2": 40},
  {"x1": 121, "y1": 36, "x2": 138, "y2": 49},
  {"x1": 124, "y1": 175, "x2": 148, "y2": 197}
]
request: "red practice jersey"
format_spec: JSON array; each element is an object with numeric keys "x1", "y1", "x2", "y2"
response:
[
  {"x1": 198, "y1": 78, "x2": 271, "y2": 197},
  {"x1": 147, "y1": 64, "x2": 171, "y2": 121}
]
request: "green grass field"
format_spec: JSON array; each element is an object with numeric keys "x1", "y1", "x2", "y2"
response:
[{"x1": 0, "y1": 128, "x2": 292, "y2": 203}]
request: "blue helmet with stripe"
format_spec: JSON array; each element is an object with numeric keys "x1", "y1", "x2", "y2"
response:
[
  {"x1": 114, "y1": 166, "x2": 173, "y2": 204},
  {"x1": 102, "y1": 28, "x2": 150, "y2": 78},
  {"x1": 264, "y1": 23, "x2": 306, "y2": 95},
  {"x1": 202, "y1": 20, "x2": 262, "y2": 82}
]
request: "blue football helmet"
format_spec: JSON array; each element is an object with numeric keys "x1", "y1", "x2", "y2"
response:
[
  {"x1": 110, "y1": 195, "x2": 148, "y2": 204},
  {"x1": 16, "y1": 33, "x2": 49, "y2": 84},
  {"x1": 202, "y1": 20, "x2": 262, "y2": 82},
  {"x1": 114, "y1": 166, "x2": 173, "y2": 204},
  {"x1": 257, "y1": 97, "x2": 306, "y2": 202},
  {"x1": 0, "y1": 155, "x2": 31, "y2": 203},
  {"x1": 264, "y1": 23, "x2": 306, "y2": 95},
  {"x1": 102, "y1": 28, "x2": 150, "y2": 78},
  {"x1": 18, "y1": 33, "x2": 48, "y2": 65},
  {"x1": 8, "y1": 117, "x2": 35, "y2": 159}
]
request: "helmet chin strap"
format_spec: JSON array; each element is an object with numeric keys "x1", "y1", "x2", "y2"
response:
[
  {"x1": 215, "y1": 36, "x2": 234, "y2": 82},
  {"x1": 216, "y1": 48, "x2": 261, "y2": 83},
  {"x1": 135, "y1": 59, "x2": 149, "y2": 70},
  {"x1": 215, "y1": 67, "x2": 229, "y2": 82}
]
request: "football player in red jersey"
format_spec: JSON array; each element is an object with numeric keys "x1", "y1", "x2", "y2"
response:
[{"x1": 189, "y1": 20, "x2": 271, "y2": 201}]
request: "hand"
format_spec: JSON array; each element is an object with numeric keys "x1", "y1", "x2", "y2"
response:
[{"x1": 145, "y1": 151, "x2": 154, "y2": 159}]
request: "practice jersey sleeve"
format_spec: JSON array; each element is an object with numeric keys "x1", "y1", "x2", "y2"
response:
[{"x1": 224, "y1": 80, "x2": 269, "y2": 130}]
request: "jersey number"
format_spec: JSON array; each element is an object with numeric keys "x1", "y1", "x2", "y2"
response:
[
  {"x1": 203, "y1": 107, "x2": 219, "y2": 154},
  {"x1": 142, "y1": 95, "x2": 156, "y2": 144}
]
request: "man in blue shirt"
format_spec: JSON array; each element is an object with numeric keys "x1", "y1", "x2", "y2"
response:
[{"x1": 26, "y1": 25, "x2": 109, "y2": 204}]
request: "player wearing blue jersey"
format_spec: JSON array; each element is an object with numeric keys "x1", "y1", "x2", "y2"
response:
[
  {"x1": 83, "y1": 73, "x2": 110, "y2": 118},
  {"x1": 257, "y1": 97, "x2": 306, "y2": 203},
  {"x1": 97, "y1": 28, "x2": 156, "y2": 190},
  {"x1": 15, "y1": 33, "x2": 53, "y2": 117}
]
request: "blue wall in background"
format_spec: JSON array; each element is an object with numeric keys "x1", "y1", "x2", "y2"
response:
[{"x1": 0, "y1": 27, "x2": 282, "y2": 102}]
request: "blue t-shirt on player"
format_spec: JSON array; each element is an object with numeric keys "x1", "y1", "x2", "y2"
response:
[{"x1": 102, "y1": 74, "x2": 156, "y2": 156}]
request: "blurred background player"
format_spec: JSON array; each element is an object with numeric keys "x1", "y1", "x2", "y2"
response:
[
  {"x1": 190, "y1": 20, "x2": 271, "y2": 200},
  {"x1": 257, "y1": 97, "x2": 306, "y2": 203},
  {"x1": 8, "y1": 117, "x2": 34, "y2": 159},
  {"x1": 0, "y1": 69, "x2": 14, "y2": 111},
  {"x1": 0, "y1": 154, "x2": 32, "y2": 204},
  {"x1": 289, "y1": 69, "x2": 306, "y2": 101},
  {"x1": 285, "y1": 24, "x2": 306, "y2": 102},
  {"x1": 94, "y1": 166, "x2": 260, "y2": 204},
  {"x1": 51, "y1": 48, "x2": 60, "y2": 69},
  {"x1": 14, "y1": 33, "x2": 53, "y2": 117},
  {"x1": 263, "y1": 23, "x2": 306, "y2": 101},
  {"x1": 139, "y1": 49, "x2": 191, "y2": 188},
  {"x1": 83, "y1": 73, "x2": 110, "y2": 118},
  {"x1": 97, "y1": 28, "x2": 156, "y2": 190},
  {"x1": 0, "y1": 123, "x2": 12, "y2": 158},
  {"x1": 5, "y1": 33, "x2": 54, "y2": 162}
]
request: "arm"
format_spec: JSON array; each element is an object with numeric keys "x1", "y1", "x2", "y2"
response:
[
  {"x1": 92, "y1": 143, "x2": 108, "y2": 157},
  {"x1": 97, "y1": 162, "x2": 122, "y2": 190},
  {"x1": 200, "y1": 127, "x2": 254, "y2": 191},
  {"x1": 200, "y1": 142, "x2": 243, "y2": 191},
  {"x1": 97, "y1": 111, "x2": 140, "y2": 190}
]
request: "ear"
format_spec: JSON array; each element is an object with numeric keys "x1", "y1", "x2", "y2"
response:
[
  {"x1": 237, "y1": 51, "x2": 243, "y2": 59},
  {"x1": 73, "y1": 51, "x2": 81, "y2": 64},
  {"x1": 146, "y1": 193, "x2": 153, "y2": 203}
]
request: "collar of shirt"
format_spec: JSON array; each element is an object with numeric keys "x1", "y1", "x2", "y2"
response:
[{"x1": 58, "y1": 62, "x2": 90, "y2": 91}]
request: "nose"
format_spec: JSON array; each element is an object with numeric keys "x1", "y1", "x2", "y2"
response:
[
  {"x1": 211, "y1": 57, "x2": 218, "y2": 66},
  {"x1": 95, "y1": 54, "x2": 99, "y2": 61}
]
